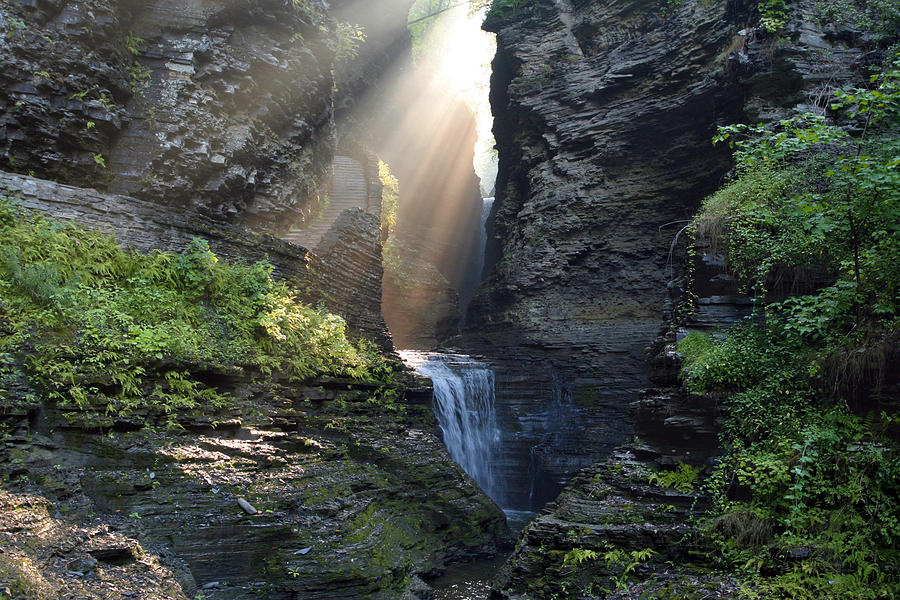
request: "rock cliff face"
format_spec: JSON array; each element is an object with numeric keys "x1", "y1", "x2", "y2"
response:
[
  {"x1": 471, "y1": 0, "x2": 746, "y2": 372},
  {"x1": 481, "y1": 0, "x2": 881, "y2": 595},
  {"x1": 1, "y1": 0, "x2": 339, "y2": 232},
  {"x1": 458, "y1": 0, "x2": 875, "y2": 511},
  {"x1": 472, "y1": 0, "x2": 873, "y2": 365},
  {"x1": 1, "y1": 370, "x2": 508, "y2": 599}
]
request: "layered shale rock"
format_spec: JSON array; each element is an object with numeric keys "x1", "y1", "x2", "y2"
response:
[
  {"x1": 489, "y1": 448, "x2": 735, "y2": 600},
  {"x1": 0, "y1": 490, "x2": 191, "y2": 600},
  {"x1": 0, "y1": 370, "x2": 509, "y2": 599},
  {"x1": 0, "y1": 0, "x2": 342, "y2": 232},
  {"x1": 459, "y1": 0, "x2": 878, "y2": 512},
  {"x1": 470, "y1": 0, "x2": 744, "y2": 370},
  {"x1": 470, "y1": 0, "x2": 876, "y2": 383}
]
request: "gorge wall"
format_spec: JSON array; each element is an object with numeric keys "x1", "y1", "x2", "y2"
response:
[
  {"x1": 0, "y1": 1, "x2": 513, "y2": 597},
  {"x1": 1, "y1": 0, "x2": 338, "y2": 232},
  {"x1": 479, "y1": 0, "x2": 888, "y2": 596},
  {"x1": 459, "y1": 0, "x2": 877, "y2": 511},
  {"x1": 376, "y1": 72, "x2": 486, "y2": 350},
  {"x1": 473, "y1": 0, "x2": 872, "y2": 363},
  {"x1": 472, "y1": 0, "x2": 744, "y2": 370},
  {"x1": 0, "y1": 0, "x2": 400, "y2": 346}
]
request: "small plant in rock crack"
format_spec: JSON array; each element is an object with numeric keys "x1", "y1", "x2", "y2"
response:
[
  {"x1": 563, "y1": 547, "x2": 599, "y2": 566},
  {"x1": 648, "y1": 463, "x2": 702, "y2": 493}
]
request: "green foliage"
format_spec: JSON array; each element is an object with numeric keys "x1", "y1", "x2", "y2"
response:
[
  {"x1": 685, "y1": 53, "x2": 900, "y2": 598},
  {"x1": 562, "y1": 547, "x2": 599, "y2": 566},
  {"x1": 379, "y1": 160, "x2": 399, "y2": 237},
  {"x1": 661, "y1": 0, "x2": 685, "y2": 17},
  {"x1": 381, "y1": 236, "x2": 414, "y2": 291},
  {"x1": 485, "y1": 0, "x2": 530, "y2": 18},
  {"x1": 648, "y1": 462, "x2": 702, "y2": 493},
  {"x1": 408, "y1": 0, "x2": 462, "y2": 46},
  {"x1": 408, "y1": 1, "x2": 496, "y2": 60},
  {"x1": 124, "y1": 32, "x2": 143, "y2": 56},
  {"x1": 334, "y1": 22, "x2": 365, "y2": 66},
  {"x1": 329, "y1": 21, "x2": 365, "y2": 90},
  {"x1": 684, "y1": 323, "x2": 900, "y2": 597},
  {"x1": 0, "y1": 202, "x2": 394, "y2": 421},
  {"x1": 707, "y1": 55, "x2": 900, "y2": 315},
  {"x1": 4, "y1": 16, "x2": 27, "y2": 38},
  {"x1": 758, "y1": 0, "x2": 790, "y2": 32},
  {"x1": 813, "y1": 0, "x2": 900, "y2": 38},
  {"x1": 601, "y1": 548, "x2": 657, "y2": 591}
]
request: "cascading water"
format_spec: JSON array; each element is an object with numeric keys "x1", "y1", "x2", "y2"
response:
[
  {"x1": 477, "y1": 196, "x2": 494, "y2": 281},
  {"x1": 400, "y1": 352, "x2": 501, "y2": 503},
  {"x1": 458, "y1": 196, "x2": 494, "y2": 324}
]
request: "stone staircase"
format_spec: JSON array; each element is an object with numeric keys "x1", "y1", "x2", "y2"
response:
[{"x1": 283, "y1": 155, "x2": 381, "y2": 252}]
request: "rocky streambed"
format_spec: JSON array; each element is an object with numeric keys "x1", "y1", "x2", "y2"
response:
[{"x1": 0, "y1": 370, "x2": 509, "y2": 599}]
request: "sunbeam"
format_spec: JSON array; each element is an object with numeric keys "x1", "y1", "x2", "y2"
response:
[{"x1": 330, "y1": 0, "x2": 496, "y2": 348}]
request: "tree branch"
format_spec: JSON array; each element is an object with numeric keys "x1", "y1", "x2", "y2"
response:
[{"x1": 407, "y1": 1, "x2": 468, "y2": 26}]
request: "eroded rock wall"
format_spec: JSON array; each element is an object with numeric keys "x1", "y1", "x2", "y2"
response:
[
  {"x1": 462, "y1": 0, "x2": 877, "y2": 511},
  {"x1": 473, "y1": 0, "x2": 872, "y2": 367},
  {"x1": 0, "y1": 2, "x2": 512, "y2": 597},
  {"x1": 1, "y1": 0, "x2": 338, "y2": 233},
  {"x1": 470, "y1": 0, "x2": 746, "y2": 374},
  {"x1": 0, "y1": 372, "x2": 509, "y2": 599}
]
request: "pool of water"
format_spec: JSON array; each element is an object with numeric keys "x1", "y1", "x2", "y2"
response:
[
  {"x1": 431, "y1": 553, "x2": 509, "y2": 600},
  {"x1": 430, "y1": 510, "x2": 537, "y2": 600}
]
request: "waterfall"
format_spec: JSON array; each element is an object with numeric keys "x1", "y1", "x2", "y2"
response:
[
  {"x1": 477, "y1": 196, "x2": 494, "y2": 282},
  {"x1": 459, "y1": 197, "x2": 495, "y2": 324},
  {"x1": 400, "y1": 352, "x2": 501, "y2": 502}
]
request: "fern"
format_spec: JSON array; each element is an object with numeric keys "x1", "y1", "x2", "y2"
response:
[
  {"x1": 563, "y1": 547, "x2": 599, "y2": 566},
  {"x1": 0, "y1": 198, "x2": 396, "y2": 421},
  {"x1": 648, "y1": 463, "x2": 702, "y2": 493}
]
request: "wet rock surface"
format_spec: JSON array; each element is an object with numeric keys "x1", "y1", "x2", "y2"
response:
[
  {"x1": 0, "y1": 371, "x2": 510, "y2": 599},
  {"x1": 489, "y1": 378, "x2": 728, "y2": 599},
  {"x1": 452, "y1": 351, "x2": 635, "y2": 512}
]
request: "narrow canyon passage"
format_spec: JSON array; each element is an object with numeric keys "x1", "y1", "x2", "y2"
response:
[
  {"x1": 380, "y1": 0, "x2": 639, "y2": 547},
  {"x1": 3, "y1": 0, "x2": 895, "y2": 598}
]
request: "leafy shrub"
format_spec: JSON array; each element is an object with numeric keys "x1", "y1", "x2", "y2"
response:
[
  {"x1": 379, "y1": 160, "x2": 399, "y2": 237},
  {"x1": 683, "y1": 51, "x2": 900, "y2": 598},
  {"x1": 0, "y1": 202, "x2": 394, "y2": 420},
  {"x1": 648, "y1": 462, "x2": 703, "y2": 493}
]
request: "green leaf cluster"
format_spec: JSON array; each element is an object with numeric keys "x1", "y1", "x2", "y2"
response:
[
  {"x1": 647, "y1": 462, "x2": 703, "y2": 493},
  {"x1": 681, "y1": 51, "x2": 900, "y2": 598},
  {"x1": 0, "y1": 203, "x2": 393, "y2": 420},
  {"x1": 814, "y1": 0, "x2": 900, "y2": 38},
  {"x1": 758, "y1": 0, "x2": 789, "y2": 33},
  {"x1": 379, "y1": 160, "x2": 399, "y2": 237}
]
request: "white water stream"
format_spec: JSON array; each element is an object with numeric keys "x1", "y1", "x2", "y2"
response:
[{"x1": 400, "y1": 352, "x2": 501, "y2": 503}]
